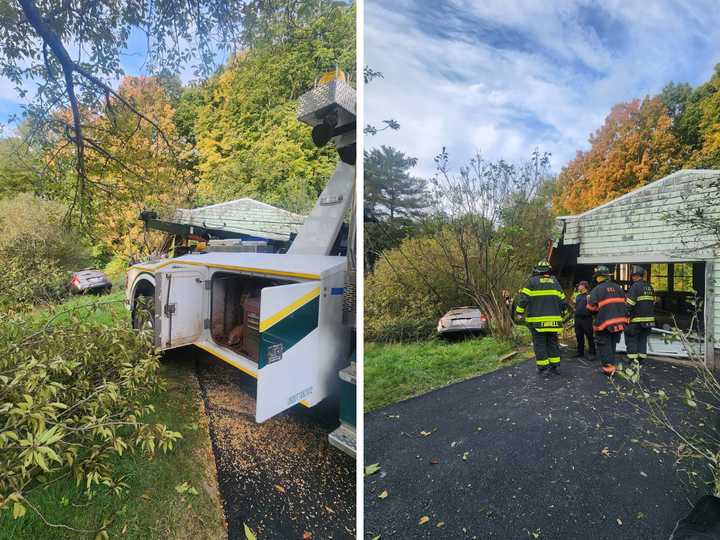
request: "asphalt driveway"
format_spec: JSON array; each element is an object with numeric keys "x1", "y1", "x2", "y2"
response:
[{"x1": 365, "y1": 353, "x2": 709, "y2": 540}]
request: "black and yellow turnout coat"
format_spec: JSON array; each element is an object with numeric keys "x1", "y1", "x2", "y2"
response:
[
  {"x1": 515, "y1": 274, "x2": 567, "y2": 332},
  {"x1": 587, "y1": 280, "x2": 629, "y2": 332},
  {"x1": 626, "y1": 279, "x2": 655, "y2": 326}
]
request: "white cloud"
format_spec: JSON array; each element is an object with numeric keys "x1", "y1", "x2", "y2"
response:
[{"x1": 365, "y1": 0, "x2": 720, "y2": 178}]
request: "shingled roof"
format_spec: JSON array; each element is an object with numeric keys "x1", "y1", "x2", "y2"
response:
[{"x1": 174, "y1": 198, "x2": 305, "y2": 242}]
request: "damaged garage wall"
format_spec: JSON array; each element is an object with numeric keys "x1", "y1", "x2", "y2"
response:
[{"x1": 555, "y1": 169, "x2": 720, "y2": 358}]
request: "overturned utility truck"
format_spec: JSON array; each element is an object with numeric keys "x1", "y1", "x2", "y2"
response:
[{"x1": 125, "y1": 72, "x2": 356, "y2": 451}]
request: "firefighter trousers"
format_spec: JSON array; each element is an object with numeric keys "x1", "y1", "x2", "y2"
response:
[
  {"x1": 595, "y1": 330, "x2": 620, "y2": 366},
  {"x1": 530, "y1": 329, "x2": 561, "y2": 369},
  {"x1": 625, "y1": 324, "x2": 651, "y2": 361},
  {"x1": 574, "y1": 317, "x2": 595, "y2": 356}
]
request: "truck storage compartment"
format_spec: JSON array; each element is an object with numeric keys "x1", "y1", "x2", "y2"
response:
[{"x1": 210, "y1": 273, "x2": 292, "y2": 361}]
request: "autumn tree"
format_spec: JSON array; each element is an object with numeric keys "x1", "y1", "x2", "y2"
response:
[
  {"x1": 74, "y1": 76, "x2": 194, "y2": 259},
  {"x1": 554, "y1": 96, "x2": 683, "y2": 214},
  {"x1": 193, "y1": 2, "x2": 355, "y2": 213},
  {"x1": 42, "y1": 75, "x2": 192, "y2": 260},
  {"x1": 680, "y1": 65, "x2": 720, "y2": 168},
  {"x1": 0, "y1": 1, "x2": 350, "y2": 224}
]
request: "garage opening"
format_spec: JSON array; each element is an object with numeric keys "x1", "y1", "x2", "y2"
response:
[
  {"x1": 210, "y1": 273, "x2": 294, "y2": 362},
  {"x1": 566, "y1": 261, "x2": 707, "y2": 359}
]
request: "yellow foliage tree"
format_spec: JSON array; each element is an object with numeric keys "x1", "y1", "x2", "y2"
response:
[
  {"x1": 72, "y1": 76, "x2": 194, "y2": 259},
  {"x1": 554, "y1": 96, "x2": 682, "y2": 214}
]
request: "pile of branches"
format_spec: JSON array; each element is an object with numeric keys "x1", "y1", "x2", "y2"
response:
[{"x1": 0, "y1": 306, "x2": 181, "y2": 526}]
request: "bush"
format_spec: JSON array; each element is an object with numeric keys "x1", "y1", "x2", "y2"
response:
[
  {"x1": 0, "y1": 305, "x2": 181, "y2": 525},
  {"x1": 0, "y1": 242, "x2": 68, "y2": 311},
  {"x1": 0, "y1": 194, "x2": 91, "y2": 310},
  {"x1": 364, "y1": 236, "x2": 465, "y2": 342},
  {"x1": 103, "y1": 254, "x2": 129, "y2": 280}
]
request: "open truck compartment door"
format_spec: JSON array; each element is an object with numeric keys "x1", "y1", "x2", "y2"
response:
[
  {"x1": 255, "y1": 280, "x2": 324, "y2": 422},
  {"x1": 156, "y1": 267, "x2": 206, "y2": 349}
]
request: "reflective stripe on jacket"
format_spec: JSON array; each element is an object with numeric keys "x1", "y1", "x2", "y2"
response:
[
  {"x1": 515, "y1": 274, "x2": 567, "y2": 333},
  {"x1": 626, "y1": 280, "x2": 655, "y2": 324},
  {"x1": 587, "y1": 280, "x2": 628, "y2": 332}
]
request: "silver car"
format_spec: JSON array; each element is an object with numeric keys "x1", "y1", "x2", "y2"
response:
[
  {"x1": 437, "y1": 307, "x2": 488, "y2": 337},
  {"x1": 69, "y1": 269, "x2": 112, "y2": 295}
]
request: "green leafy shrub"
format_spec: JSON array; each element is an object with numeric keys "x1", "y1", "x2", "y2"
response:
[
  {"x1": 0, "y1": 241, "x2": 68, "y2": 311},
  {"x1": 0, "y1": 194, "x2": 92, "y2": 310},
  {"x1": 364, "y1": 235, "x2": 472, "y2": 343},
  {"x1": 0, "y1": 305, "x2": 181, "y2": 524},
  {"x1": 102, "y1": 254, "x2": 129, "y2": 280}
]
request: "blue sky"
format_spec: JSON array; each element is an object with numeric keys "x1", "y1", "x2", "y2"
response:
[
  {"x1": 365, "y1": 0, "x2": 720, "y2": 177},
  {"x1": 0, "y1": 27, "x2": 221, "y2": 132}
]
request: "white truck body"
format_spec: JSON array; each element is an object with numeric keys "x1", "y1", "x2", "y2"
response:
[
  {"x1": 126, "y1": 252, "x2": 350, "y2": 421},
  {"x1": 126, "y1": 76, "x2": 356, "y2": 426}
]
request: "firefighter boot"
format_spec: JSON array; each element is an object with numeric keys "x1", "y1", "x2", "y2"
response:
[
  {"x1": 601, "y1": 363, "x2": 616, "y2": 376},
  {"x1": 548, "y1": 356, "x2": 560, "y2": 374}
]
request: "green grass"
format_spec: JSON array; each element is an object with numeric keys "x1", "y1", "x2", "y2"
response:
[
  {"x1": 1, "y1": 295, "x2": 226, "y2": 539},
  {"x1": 364, "y1": 337, "x2": 530, "y2": 411},
  {"x1": 31, "y1": 290, "x2": 128, "y2": 326}
]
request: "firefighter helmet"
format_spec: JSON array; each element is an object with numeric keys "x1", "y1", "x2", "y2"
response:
[
  {"x1": 593, "y1": 265, "x2": 611, "y2": 278},
  {"x1": 532, "y1": 260, "x2": 553, "y2": 275},
  {"x1": 630, "y1": 265, "x2": 645, "y2": 277}
]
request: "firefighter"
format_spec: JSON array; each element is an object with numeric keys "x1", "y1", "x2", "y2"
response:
[
  {"x1": 573, "y1": 280, "x2": 595, "y2": 358},
  {"x1": 625, "y1": 265, "x2": 655, "y2": 363},
  {"x1": 587, "y1": 265, "x2": 629, "y2": 375},
  {"x1": 515, "y1": 260, "x2": 568, "y2": 374}
]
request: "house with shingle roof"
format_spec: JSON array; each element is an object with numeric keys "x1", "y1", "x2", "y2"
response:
[
  {"x1": 174, "y1": 198, "x2": 305, "y2": 243},
  {"x1": 552, "y1": 169, "x2": 720, "y2": 367}
]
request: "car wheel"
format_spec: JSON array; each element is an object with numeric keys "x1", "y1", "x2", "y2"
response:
[{"x1": 132, "y1": 294, "x2": 155, "y2": 331}]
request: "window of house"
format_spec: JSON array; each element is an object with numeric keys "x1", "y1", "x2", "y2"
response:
[
  {"x1": 673, "y1": 263, "x2": 694, "y2": 292},
  {"x1": 651, "y1": 263, "x2": 668, "y2": 292}
]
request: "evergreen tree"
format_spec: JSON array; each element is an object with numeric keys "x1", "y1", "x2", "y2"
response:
[
  {"x1": 363, "y1": 145, "x2": 430, "y2": 271},
  {"x1": 364, "y1": 145, "x2": 429, "y2": 220}
]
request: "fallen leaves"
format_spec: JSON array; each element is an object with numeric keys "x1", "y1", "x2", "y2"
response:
[
  {"x1": 436, "y1": 521, "x2": 446, "y2": 528},
  {"x1": 419, "y1": 516, "x2": 430, "y2": 525},
  {"x1": 175, "y1": 482, "x2": 198, "y2": 496},
  {"x1": 302, "y1": 532, "x2": 312, "y2": 539},
  {"x1": 12, "y1": 502, "x2": 25, "y2": 519},
  {"x1": 378, "y1": 490, "x2": 388, "y2": 499},
  {"x1": 274, "y1": 484, "x2": 286, "y2": 494},
  {"x1": 601, "y1": 447, "x2": 610, "y2": 458},
  {"x1": 244, "y1": 523, "x2": 256, "y2": 540},
  {"x1": 462, "y1": 452, "x2": 470, "y2": 461},
  {"x1": 365, "y1": 463, "x2": 381, "y2": 476}
]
